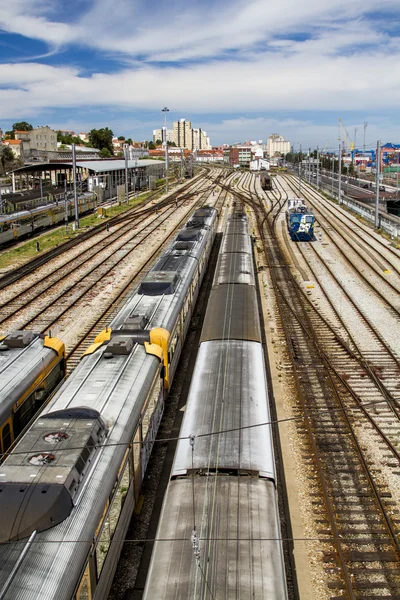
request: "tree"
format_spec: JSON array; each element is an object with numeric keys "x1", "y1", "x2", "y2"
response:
[
  {"x1": 126, "y1": 138, "x2": 133, "y2": 145},
  {"x1": 99, "y1": 147, "x2": 112, "y2": 158},
  {"x1": 12, "y1": 121, "x2": 33, "y2": 131},
  {"x1": 2, "y1": 146, "x2": 14, "y2": 162},
  {"x1": 89, "y1": 128, "x2": 114, "y2": 154},
  {"x1": 4, "y1": 130, "x2": 15, "y2": 140},
  {"x1": 118, "y1": 136, "x2": 125, "y2": 141},
  {"x1": 155, "y1": 139, "x2": 162, "y2": 146},
  {"x1": 148, "y1": 141, "x2": 156, "y2": 150},
  {"x1": 56, "y1": 131, "x2": 85, "y2": 146},
  {"x1": 167, "y1": 141, "x2": 176, "y2": 147}
]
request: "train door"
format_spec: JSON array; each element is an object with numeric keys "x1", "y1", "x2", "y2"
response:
[{"x1": 0, "y1": 418, "x2": 13, "y2": 455}]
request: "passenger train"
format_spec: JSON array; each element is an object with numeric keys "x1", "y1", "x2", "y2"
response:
[
  {"x1": 0, "y1": 330, "x2": 65, "y2": 456},
  {"x1": 0, "y1": 206, "x2": 218, "y2": 600},
  {"x1": 0, "y1": 193, "x2": 97, "y2": 247},
  {"x1": 144, "y1": 211, "x2": 289, "y2": 598}
]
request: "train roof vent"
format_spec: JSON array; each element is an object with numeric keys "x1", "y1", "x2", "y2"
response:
[
  {"x1": 139, "y1": 271, "x2": 179, "y2": 296},
  {"x1": 124, "y1": 315, "x2": 148, "y2": 330},
  {"x1": 104, "y1": 336, "x2": 134, "y2": 357},
  {"x1": 187, "y1": 218, "x2": 206, "y2": 228},
  {"x1": 173, "y1": 241, "x2": 195, "y2": 251},
  {"x1": 3, "y1": 330, "x2": 35, "y2": 348},
  {"x1": 193, "y1": 208, "x2": 215, "y2": 217},
  {"x1": 177, "y1": 228, "x2": 201, "y2": 242}
]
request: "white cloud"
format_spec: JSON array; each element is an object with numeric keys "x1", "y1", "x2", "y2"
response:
[{"x1": 0, "y1": 0, "x2": 398, "y2": 61}]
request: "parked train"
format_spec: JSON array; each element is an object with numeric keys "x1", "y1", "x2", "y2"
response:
[
  {"x1": 0, "y1": 193, "x2": 97, "y2": 247},
  {"x1": 0, "y1": 206, "x2": 218, "y2": 600},
  {"x1": 260, "y1": 172, "x2": 273, "y2": 190},
  {"x1": 144, "y1": 211, "x2": 289, "y2": 598},
  {"x1": 0, "y1": 330, "x2": 65, "y2": 456},
  {"x1": 286, "y1": 197, "x2": 315, "y2": 241}
]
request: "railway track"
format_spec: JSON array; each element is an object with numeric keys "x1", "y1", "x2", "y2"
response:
[
  {"x1": 65, "y1": 177, "x2": 227, "y2": 371},
  {"x1": 221, "y1": 175, "x2": 400, "y2": 599},
  {"x1": 0, "y1": 182, "x2": 210, "y2": 328},
  {"x1": 0, "y1": 170, "x2": 224, "y2": 369},
  {"x1": 0, "y1": 173, "x2": 208, "y2": 291}
]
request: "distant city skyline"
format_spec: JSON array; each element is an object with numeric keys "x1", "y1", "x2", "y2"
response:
[{"x1": 1, "y1": 1, "x2": 399, "y2": 149}]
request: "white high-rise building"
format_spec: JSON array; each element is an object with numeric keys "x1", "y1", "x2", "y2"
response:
[
  {"x1": 267, "y1": 134, "x2": 291, "y2": 157},
  {"x1": 153, "y1": 128, "x2": 174, "y2": 144}
]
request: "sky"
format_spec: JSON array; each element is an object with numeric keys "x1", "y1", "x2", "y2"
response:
[{"x1": 0, "y1": 0, "x2": 400, "y2": 149}]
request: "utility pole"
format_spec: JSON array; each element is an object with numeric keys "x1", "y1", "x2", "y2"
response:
[
  {"x1": 299, "y1": 144, "x2": 302, "y2": 196},
  {"x1": 338, "y1": 142, "x2": 343, "y2": 204},
  {"x1": 72, "y1": 143, "x2": 79, "y2": 229},
  {"x1": 331, "y1": 156, "x2": 334, "y2": 197},
  {"x1": 162, "y1": 107, "x2": 170, "y2": 194},
  {"x1": 180, "y1": 148, "x2": 184, "y2": 181},
  {"x1": 363, "y1": 121, "x2": 368, "y2": 152},
  {"x1": 64, "y1": 180, "x2": 68, "y2": 234},
  {"x1": 39, "y1": 175, "x2": 43, "y2": 204},
  {"x1": 375, "y1": 140, "x2": 381, "y2": 228},
  {"x1": 316, "y1": 146, "x2": 320, "y2": 190},
  {"x1": 124, "y1": 143, "x2": 129, "y2": 204}
]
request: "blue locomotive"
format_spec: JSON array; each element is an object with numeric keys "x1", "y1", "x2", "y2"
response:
[{"x1": 286, "y1": 199, "x2": 315, "y2": 241}]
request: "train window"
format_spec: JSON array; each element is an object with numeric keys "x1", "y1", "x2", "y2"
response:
[
  {"x1": 1, "y1": 423, "x2": 11, "y2": 453},
  {"x1": 95, "y1": 519, "x2": 111, "y2": 578},
  {"x1": 14, "y1": 394, "x2": 37, "y2": 436},
  {"x1": 109, "y1": 460, "x2": 130, "y2": 539},
  {"x1": 141, "y1": 378, "x2": 162, "y2": 443},
  {"x1": 132, "y1": 425, "x2": 141, "y2": 497},
  {"x1": 75, "y1": 563, "x2": 92, "y2": 600}
]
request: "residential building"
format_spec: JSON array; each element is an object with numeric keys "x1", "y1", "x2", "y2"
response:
[
  {"x1": 2, "y1": 139, "x2": 22, "y2": 158},
  {"x1": 173, "y1": 119, "x2": 193, "y2": 149},
  {"x1": 153, "y1": 128, "x2": 174, "y2": 144},
  {"x1": 267, "y1": 134, "x2": 291, "y2": 157},
  {"x1": 196, "y1": 150, "x2": 224, "y2": 163},
  {"x1": 191, "y1": 128, "x2": 211, "y2": 150},
  {"x1": 79, "y1": 132, "x2": 89, "y2": 143},
  {"x1": 225, "y1": 146, "x2": 253, "y2": 167},
  {"x1": 15, "y1": 126, "x2": 57, "y2": 162}
]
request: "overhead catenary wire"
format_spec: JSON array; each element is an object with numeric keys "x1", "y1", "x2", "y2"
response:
[{"x1": 0, "y1": 396, "x2": 397, "y2": 461}]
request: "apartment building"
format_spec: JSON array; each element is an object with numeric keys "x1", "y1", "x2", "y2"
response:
[
  {"x1": 173, "y1": 119, "x2": 192, "y2": 148},
  {"x1": 153, "y1": 128, "x2": 174, "y2": 144}
]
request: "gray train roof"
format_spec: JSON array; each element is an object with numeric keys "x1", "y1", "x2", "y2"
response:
[
  {"x1": 200, "y1": 284, "x2": 261, "y2": 342},
  {"x1": 111, "y1": 209, "x2": 217, "y2": 333},
  {"x1": 0, "y1": 332, "x2": 57, "y2": 424},
  {"x1": 144, "y1": 478, "x2": 288, "y2": 599},
  {"x1": 173, "y1": 340, "x2": 275, "y2": 479},
  {"x1": 0, "y1": 344, "x2": 160, "y2": 599}
]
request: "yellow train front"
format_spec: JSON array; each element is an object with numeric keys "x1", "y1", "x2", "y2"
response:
[{"x1": 0, "y1": 330, "x2": 65, "y2": 455}]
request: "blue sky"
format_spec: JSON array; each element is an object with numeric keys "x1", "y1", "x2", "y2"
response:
[{"x1": 1, "y1": 0, "x2": 400, "y2": 149}]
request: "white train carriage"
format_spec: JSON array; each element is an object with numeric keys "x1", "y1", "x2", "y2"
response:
[
  {"x1": 0, "y1": 207, "x2": 218, "y2": 600},
  {"x1": 143, "y1": 212, "x2": 288, "y2": 599},
  {"x1": 0, "y1": 330, "x2": 65, "y2": 455}
]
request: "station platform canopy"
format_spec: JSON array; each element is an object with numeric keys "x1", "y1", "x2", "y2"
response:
[{"x1": 9, "y1": 159, "x2": 164, "y2": 176}]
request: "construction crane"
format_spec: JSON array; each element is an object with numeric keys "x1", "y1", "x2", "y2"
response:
[{"x1": 338, "y1": 118, "x2": 355, "y2": 151}]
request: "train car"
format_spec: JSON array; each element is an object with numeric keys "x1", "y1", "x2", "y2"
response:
[
  {"x1": 0, "y1": 207, "x2": 218, "y2": 600},
  {"x1": 260, "y1": 172, "x2": 273, "y2": 191},
  {"x1": 143, "y1": 211, "x2": 288, "y2": 599},
  {"x1": 0, "y1": 193, "x2": 97, "y2": 246},
  {"x1": 286, "y1": 203, "x2": 315, "y2": 241},
  {"x1": 0, "y1": 331, "x2": 65, "y2": 456}
]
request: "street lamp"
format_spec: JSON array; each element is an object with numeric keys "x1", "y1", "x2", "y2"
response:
[{"x1": 162, "y1": 107, "x2": 169, "y2": 193}]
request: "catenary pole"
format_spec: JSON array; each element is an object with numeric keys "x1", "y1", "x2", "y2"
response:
[
  {"x1": 338, "y1": 142, "x2": 342, "y2": 205},
  {"x1": 124, "y1": 144, "x2": 129, "y2": 204},
  {"x1": 72, "y1": 143, "x2": 79, "y2": 229},
  {"x1": 375, "y1": 140, "x2": 381, "y2": 228}
]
